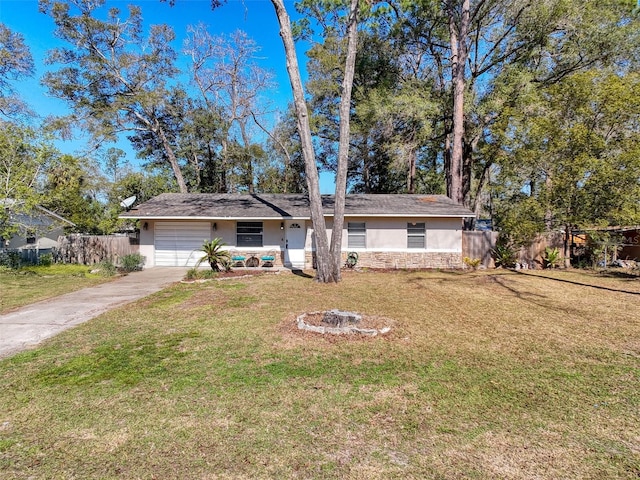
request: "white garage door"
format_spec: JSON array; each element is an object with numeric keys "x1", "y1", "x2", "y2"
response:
[{"x1": 155, "y1": 222, "x2": 211, "y2": 267}]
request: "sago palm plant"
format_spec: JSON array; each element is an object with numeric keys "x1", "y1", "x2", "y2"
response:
[{"x1": 195, "y1": 238, "x2": 231, "y2": 272}]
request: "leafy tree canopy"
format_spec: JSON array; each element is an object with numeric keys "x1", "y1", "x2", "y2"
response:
[
  {"x1": 0, "y1": 122, "x2": 55, "y2": 240},
  {"x1": 0, "y1": 23, "x2": 34, "y2": 118}
]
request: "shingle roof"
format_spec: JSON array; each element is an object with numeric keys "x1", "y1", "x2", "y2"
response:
[
  {"x1": 2, "y1": 199, "x2": 76, "y2": 227},
  {"x1": 120, "y1": 193, "x2": 475, "y2": 219}
]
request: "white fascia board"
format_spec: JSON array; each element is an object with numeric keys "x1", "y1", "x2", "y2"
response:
[
  {"x1": 118, "y1": 215, "x2": 310, "y2": 221},
  {"x1": 329, "y1": 213, "x2": 475, "y2": 218},
  {"x1": 339, "y1": 247, "x2": 461, "y2": 253},
  {"x1": 120, "y1": 213, "x2": 474, "y2": 220}
]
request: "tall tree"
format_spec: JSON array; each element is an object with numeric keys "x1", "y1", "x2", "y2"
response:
[
  {"x1": 0, "y1": 123, "x2": 55, "y2": 240},
  {"x1": 0, "y1": 23, "x2": 34, "y2": 118},
  {"x1": 444, "y1": 0, "x2": 469, "y2": 205},
  {"x1": 254, "y1": 106, "x2": 306, "y2": 194},
  {"x1": 305, "y1": 12, "x2": 443, "y2": 195},
  {"x1": 184, "y1": 26, "x2": 273, "y2": 193},
  {"x1": 126, "y1": 86, "x2": 223, "y2": 192},
  {"x1": 270, "y1": 0, "x2": 360, "y2": 282},
  {"x1": 101, "y1": 147, "x2": 128, "y2": 184},
  {"x1": 269, "y1": 0, "x2": 333, "y2": 281},
  {"x1": 41, "y1": 154, "x2": 105, "y2": 234},
  {"x1": 329, "y1": 0, "x2": 360, "y2": 281},
  {"x1": 99, "y1": 167, "x2": 176, "y2": 233},
  {"x1": 41, "y1": 0, "x2": 190, "y2": 193},
  {"x1": 175, "y1": 101, "x2": 226, "y2": 193},
  {"x1": 492, "y1": 69, "x2": 640, "y2": 264}
]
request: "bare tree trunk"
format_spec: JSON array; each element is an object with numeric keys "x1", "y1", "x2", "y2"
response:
[
  {"x1": 220, "y1": 137, "x2": 229, "y2": 193},
  {"x1": 563, "y1": 225, "x2": 572, "y2": 268},
  {"x1": 190, "y1": 151, "x2": 201, "y2": 189},
  {"x1": 462, "y1": 138, "x2": 473, "y2": 206},
  {"x1": 363, "y1": 149, "x2": 371, "y2": 193},
  {"x1": 239, "y1": 122, "x2": 254, "y2": 194},
  {"x1": 328, "y1": 0, "x2": 359, "y2": 282},
  {"x1": 408, "y1": 147, "x2": 417, "y2": 194},
  {"x1": 544, "y1": 172, "x2": 553, "y2": 231},
  {"x1": 446, "y1": 0, "x2": 469, "y2": 206},
  {"x1": 271, "y1": 0, "x2": 332, "y2": 282},
  {"x1": 156, "y1": 123, "x2": 188, "y2": 194},
  {"x1": 444, "y1": 131, "x2": 451, "y2": 192}
]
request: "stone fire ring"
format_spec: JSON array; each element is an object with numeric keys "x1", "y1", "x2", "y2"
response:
[{"x1": 297, "y1": 309, "x2": 391, "y2": 336}]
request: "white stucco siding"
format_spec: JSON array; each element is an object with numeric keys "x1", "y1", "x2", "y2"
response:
[
  {"x1": 210, "y1": 220, "x2": 235, "y2": 247},
  {"x1": 425, "y1": 218, "x2": 463, "y2": 252},
  {"x1": 308, "y1": 217, "x2": 463, "y2": 252},
  {"x1": 349, "y1": 218, "x2": 402, "y2": 249},
  {"x1": 264, "y1": 221, "x2": 287, "y2": 250},
  {"x1": 6, "y1": 226, "x2": 65, "y2": 250},
  {"x1": 139, "y1": 224, "x2": 155, "y2": 267}
]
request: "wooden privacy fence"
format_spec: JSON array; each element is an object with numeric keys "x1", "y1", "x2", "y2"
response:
[
  {"x1": 462, "y1": 231, "x2": 500, "y2": 268},
  {"x1": 55, "y1": 234, "x2": 139, "y2": 265},
  {"x1": 515, "y1": 233, "x2": 564, "y2": 268},
  {"x1": 462, "y1": 231, "x2": 564, "y2": 269}
]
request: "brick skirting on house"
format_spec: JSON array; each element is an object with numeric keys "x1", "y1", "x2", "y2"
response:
[{"x1": 305, "y1": 251, "x2": 464, "y2": 270}]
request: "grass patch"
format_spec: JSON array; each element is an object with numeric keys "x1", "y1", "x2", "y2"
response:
[
  {"x1": 0, "y1": 264, "x2": 111, "y2": 314},
  {"x1": 35, "y1": 332, "x2": 200, "y2": 387},
  {"x1": 0, "y1": 269, "x2": 638, "y2": 478}
]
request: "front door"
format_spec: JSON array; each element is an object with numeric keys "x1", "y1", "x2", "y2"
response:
[{"x1": 284, "y1": 221, "x2": 306, "y2": 269}]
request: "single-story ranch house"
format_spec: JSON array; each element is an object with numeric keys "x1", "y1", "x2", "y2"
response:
[{"x1": 120, "y1": 193, "x2": 475, "y2": 270}]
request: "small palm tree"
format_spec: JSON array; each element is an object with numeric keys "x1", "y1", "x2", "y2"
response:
[
  {"x1": 543, "y1": 247, "x2": 562, "y2": 269},
  {"x1": 492, "y1": 242, "x2": 516, "y2": 268},
  {"x1": 195, "y1": 238, "x2": 231, "y2": 272}
]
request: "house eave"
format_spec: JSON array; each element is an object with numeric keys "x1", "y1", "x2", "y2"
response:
[
  {"x1": 34, "y1": 205, "x2": 76, "y2": 227},
  {"x1": 120, "y1": 213, "x2": 475, "y2": 221},
  {"x1": 118, "y1": 215, "x2": 310, "y2": 221},
  {"x1": 340, "y1": 213, "x2": 475, "y2": 219}
]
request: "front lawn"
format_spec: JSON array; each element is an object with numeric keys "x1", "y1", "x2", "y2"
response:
[
  {"x1": 0, "y1": 269, "x2": 638, "y2": 479},
  {"x1": 0, "y1": 264, "x2": 111, "y2": 314}
]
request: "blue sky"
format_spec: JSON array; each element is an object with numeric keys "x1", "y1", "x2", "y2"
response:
[{"x1": 0, "y1": 0, "x2": 335, "y2": 192}]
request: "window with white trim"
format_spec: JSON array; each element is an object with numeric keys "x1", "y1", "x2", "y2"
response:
[
  {"x1": 237, "y1": 222, "x2": 263, "y2": 247},
  {"x1": 347, "y1": 222, "x2": 366, "y2": 248},
  {"x1": 407, "y1": 222, "x2": 426, "y2": 248}
]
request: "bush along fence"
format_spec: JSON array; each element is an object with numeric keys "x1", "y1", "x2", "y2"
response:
[
  {"x1": 515, "y1": 233, "x2": 564, "y2": 269},
  {"x1": 461, "y1": 231, "x2": 500, "y2": 268},
  {"x1": 461, "y1": 231, "x2": 565, "y2": 269},
  {"x1": 0, "y1": 248, "x2": 56, "y2": 268},
  {"x1": 54, "y1": 234, "x2": 140, "y2": 266}
]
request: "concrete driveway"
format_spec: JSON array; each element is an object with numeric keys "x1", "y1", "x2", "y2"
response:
[{"x1": 0, "y1": 268, "x2": 188, "y2": 359}]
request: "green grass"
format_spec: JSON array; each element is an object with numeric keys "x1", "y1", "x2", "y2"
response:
[
  {"x1": 0, "y1": 264, "x2": 111, "y2": 313},
  {"x1": 0, "y1": 269, "x2": 638, "y2": 479}
]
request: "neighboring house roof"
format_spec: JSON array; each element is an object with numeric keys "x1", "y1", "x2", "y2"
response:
[
  {"x1": 11, "y1": 206, "x2": 75, "y2": 229},
  {"x1": 120, "y1": 193, "x2": 475, "y2": 220},
  {"x1": 1, "y1": 199, "x2": 75, "y2": 228}
]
